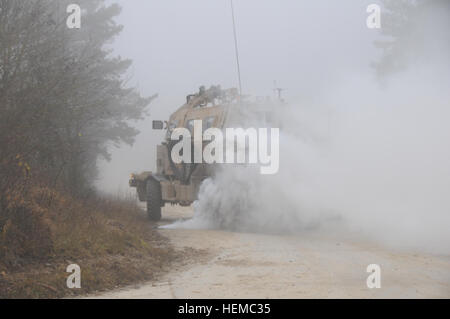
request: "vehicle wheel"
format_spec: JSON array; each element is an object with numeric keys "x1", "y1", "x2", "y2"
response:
[{"x1": 146, "y1": 179, "x2": 162, "y2": 221}]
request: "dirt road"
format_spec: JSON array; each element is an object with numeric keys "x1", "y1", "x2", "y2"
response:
[{"x1": 91, "y1": 206, "x2": 450, "y2": 299}]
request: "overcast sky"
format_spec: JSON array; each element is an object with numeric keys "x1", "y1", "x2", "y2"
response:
[{"x1": 98, "y1": 0, "x2": 381, "y2": 193}]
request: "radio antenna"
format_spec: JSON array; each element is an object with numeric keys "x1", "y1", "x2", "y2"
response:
[{"x1": 230, "y1": 0, "x2": 243, "y2": 97}]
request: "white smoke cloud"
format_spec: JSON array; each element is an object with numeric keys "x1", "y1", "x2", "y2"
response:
[
  {"x1": 158, "y1": 1, "x2": 450, "y2": 254},
  {"x1": 167, "y1": 66, "x2": 450, "y2": 255},
  {"x1": 167, "y1": 2, "x2": 450, "y2": 253}
]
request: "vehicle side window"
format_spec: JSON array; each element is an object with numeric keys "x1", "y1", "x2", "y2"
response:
[
  {"x1": 166, "y1": 120, "x2": 179, "y2": 139},
  {"x1": 168, "y1": 121, "x2": 178, "y2": 131}
]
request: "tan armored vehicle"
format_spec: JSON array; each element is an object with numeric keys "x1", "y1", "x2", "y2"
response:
[{"x1": 129, "y1": 85, "x2": 280, "y2": 220}]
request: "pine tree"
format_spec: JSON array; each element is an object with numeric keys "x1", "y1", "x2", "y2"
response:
[{"x1": 0, "y1": 0, "x2": 154, "y2": 195}]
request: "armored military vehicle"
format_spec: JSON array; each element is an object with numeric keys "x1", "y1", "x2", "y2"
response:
[{"x1": 129, "y1": 85, "x2": 280, "y2": 220}]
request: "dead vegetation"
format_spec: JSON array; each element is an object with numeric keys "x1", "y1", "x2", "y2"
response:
[
  {"x1": 0, "y1": 0, "x2": 168, "y2": 298},
  {"x1": 0, "y1": 186, "x2": 176, "y2": 299}
]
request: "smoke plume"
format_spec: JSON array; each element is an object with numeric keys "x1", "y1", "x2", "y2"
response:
[{"x1": 168, "y1": 2, "x2": 450, "y2": 254}]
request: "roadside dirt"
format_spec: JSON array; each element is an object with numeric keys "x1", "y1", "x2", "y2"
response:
[{"x1": 90, "y1": 205, "x2": 450, "y2": 299}]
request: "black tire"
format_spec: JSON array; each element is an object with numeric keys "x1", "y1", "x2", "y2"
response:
[{"x1": 146, "y1": 179, "x2": 162, "y2": 221}]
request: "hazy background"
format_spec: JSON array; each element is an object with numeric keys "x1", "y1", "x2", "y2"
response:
[
  {"x1": 97, "y1": 1, "x2": 450, "y2": 254},
  {"x1": 97, "y1": 0, "x2": 379, "y2": 193}
]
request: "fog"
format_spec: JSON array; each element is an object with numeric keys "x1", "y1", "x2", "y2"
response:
[
  {"x1": 98, "y1": 1, "x2": 450, "y2": 254},
  {"x1": 97, "y1": 0, "x2": 377, "y2": 192}
]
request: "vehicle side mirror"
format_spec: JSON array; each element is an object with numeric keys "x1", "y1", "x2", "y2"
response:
[{"x1": 152, "y1": 120, "x2": 164, "y2": 130}]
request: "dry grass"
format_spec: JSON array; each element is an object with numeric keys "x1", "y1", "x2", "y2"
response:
[{"x1": 0, "y1": 187, "x2": 176, "y2": 298}]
